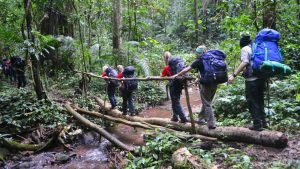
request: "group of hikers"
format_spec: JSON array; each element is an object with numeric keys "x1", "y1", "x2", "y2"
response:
[
  {"x1": 0, "y1": 55, "x2": 26, "y2": 88},
  {"x1": 103, "y1": 28, "x2": 291, "y2": 132}
]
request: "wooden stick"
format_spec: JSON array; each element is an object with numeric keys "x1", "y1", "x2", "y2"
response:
[
  {"x1": 184, "y1": 80, "x2": 196, "y2": 134},
  {"x1": 75, "y1": 70, "x2": 195, "y2": 81}
]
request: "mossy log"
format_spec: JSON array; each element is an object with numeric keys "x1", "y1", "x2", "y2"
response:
[
  {"x1": 95, "y1": 97, "x2": 288, "y2": 148},
  {"x1": 65, "y1": 104, "x2": 133, "y2": 151},
  {"x1": 0, "y1": 131, "x2": 59, "y2": 152}
]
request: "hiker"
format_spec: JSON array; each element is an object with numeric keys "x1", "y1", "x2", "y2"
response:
[
  {"x1": 172, "y1": 46, "x2": 228, "y2": 129},
  {"x1": 102, "y1": 65, "x2": 119, "y2": 109},
  {"x1": 12, "y1": 56, "x2": 26, "y2": 88},
  {"x1": 228, "y1": 35, "x2": 267, "y2": 131},
  {"x1": 117, "y1": 65, "x2": 124, "y2": 78},
  {"x1": 3, "y1": 58, "x2": 13, "y2": 82},
  {"x1": 162, "y1": 55, "x2": 171, "y2": 100},
  {"x1": 161, "y1": 51, "x2": 188, "y2": 123},
  {"x1": 120, "y1": 66, "x2": 138, "y2": 116}
]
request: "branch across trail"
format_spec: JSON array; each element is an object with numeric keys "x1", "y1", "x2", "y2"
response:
[
  {"x1": 75, "y1": 71, "x2": 195, "y2": 81},
  {"x1": 95, "y1": 97, "x2": 288, "y2": 148},
  {"x1": 65, "y1": 104, "x2": 133, "y2": 151}
]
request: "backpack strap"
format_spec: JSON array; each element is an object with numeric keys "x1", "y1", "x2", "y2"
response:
[{"x1": 264, "y1": 42, "x2": 268, "y2": 61}]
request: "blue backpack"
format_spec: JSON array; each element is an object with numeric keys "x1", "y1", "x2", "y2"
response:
[
  {"x1": 199, "y1": 50, "x2": 228, "y2": 84},
  {"x1": 123, "y1": 66, "x2": 138, "y2": 92},
  {"x1": 105, "y1": 67, "x2": 119, "y2": 86},
  {"x1": 252, "y1": 28, "x2": 291, "y2": 77},
  {"x1": 168, "y1": 57, "x2": 186, "y2": 86}
]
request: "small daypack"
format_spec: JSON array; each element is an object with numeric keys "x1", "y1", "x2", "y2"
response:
[
  {"x1": 168, "y1": 57, "x2": 186, "y2": 86},
  {"x1": 252, "y1": 28, "x2": 292, "y2": 77},
  {"x1": 105, "y1": 67, "x2": 119, "y2": 86},
  {"x1": 122, "y1": 66, "x2": 138, "y2": 92},
  {"x1": 199, "y1": 50, "x2": 228, "y2": 84}
]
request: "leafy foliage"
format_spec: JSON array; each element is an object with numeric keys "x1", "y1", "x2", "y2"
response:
[
  {"x1": 0, "y1": 88, "x2": 67, "y2": 132},
  {"x1": 126, "y1": 130, "x2": 183, "y2": 168}
]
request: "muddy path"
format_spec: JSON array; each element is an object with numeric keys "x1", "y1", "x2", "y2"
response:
[{"x1": 108, "y1": 86, "x2": 203, "y2": 146}]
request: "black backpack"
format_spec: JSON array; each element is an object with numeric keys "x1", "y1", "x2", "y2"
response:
[
  {"x1": 168, "y1": 57, "x2": 186, "y2": 86},
  {"x1": 105, "y1": 67, "x2": 119, "y2": 86},
  {"x1": 122, "y1": 66, "x2": 138, "y2": 92}
]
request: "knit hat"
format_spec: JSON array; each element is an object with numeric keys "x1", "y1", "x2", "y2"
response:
[
  {"x1": 196, "y1": 47, "x2": 203, "y2": 54},
  {"x1": 240, "y1": 35, "x2": 252, "y2": 48}
]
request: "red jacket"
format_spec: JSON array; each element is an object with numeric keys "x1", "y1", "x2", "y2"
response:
[
  {"x1": 117, "y1": 72, "x2": 123, "y2": 78},
  {"x1": 101, "y1": 72, "x2": 107, "y2": 77},
  {"x1": 161, "y1": 66, "x2": 172, "y2": 77}
]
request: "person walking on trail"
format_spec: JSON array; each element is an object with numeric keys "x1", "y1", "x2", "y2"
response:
[
  {"x1": 12, "y1": 56, "x2": 26, "y2": 88},
  {"x1": 162, "y1": 51, "x2": 188, "y2": 123},
  {"x1": 101, "y1": 65, "x2": 119, "y2": 109},
  {"x1": 228, "y1": 35, "x2": 266, "y2": 131},
  {"x1": 172, "y1": 46, "x2": 219, "y2": 129},
  {"x1": 120, "y1": 66, "x2": 138, "y2": 116}
]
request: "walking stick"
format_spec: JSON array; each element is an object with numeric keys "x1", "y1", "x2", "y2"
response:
[{"x1": 184, "y1": 79, "x2": 196, "y2": 134}]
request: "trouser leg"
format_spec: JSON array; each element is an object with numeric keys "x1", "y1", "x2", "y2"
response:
[
  {"x1": 107, "y1": 83, "x2": 117, "y2": 108},
  {"x1": 245, "y1": 79, "x2": 266, "y2": 128},
  {"x1": 170, "y1": 84, "x2": 186, "y2": 121},
  {"x1": 200, "y1": 84, "x2": 217, "y2": 127},
  {"x1": 128, "y1": 91, "x2": 135, "y2": 115},
  {"x1": 122, "y1": 91, "x2": 128, "y2": 115}
]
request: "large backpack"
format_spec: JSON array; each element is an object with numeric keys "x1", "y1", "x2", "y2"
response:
[
  {"x1": 252, "y1": 28, "x2": 292, "y2": 77},
  {"x1": 168, "y1": 57, "x2": 186, "y2": 87},
  {"x1": 122, "y1": 66, "x2": 138, "y2": 92},
  {"x1": 199, "y1": 50, "x2": 228, "y2": 84},
  {"x1": 105, "y1": 67, "x2": 119, "y2": 86}
]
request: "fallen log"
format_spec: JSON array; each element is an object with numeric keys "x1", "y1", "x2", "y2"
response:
[
  {"x1": 0, "y1": 130, "x2": 60, "y2": 152},
  {"x1": 76, "y1": 106, "x2": 217, "y2": 141},
  {"x1": 75, "y1": 106, "x2": 153, "y2": 129},
  {"x1": 65, "y1": 104, "x2": 133, "y2": 151},
  {"x1": 95, "y1": 97, "x2": 288, "y2": 148}
]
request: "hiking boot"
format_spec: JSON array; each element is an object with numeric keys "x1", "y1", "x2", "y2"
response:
[
  {"x1": 122, "y1": 112, "x2": 127, "y2": 116},
  {"x1": 179, "y1": 119, "x2": 188, "y2": 123},
  {"x1": 208, "y1": 125, "x2": 216, "y2": 129},
  {"x1": 197, "y1": 118, "x2": 207, "y2": 124},
  {"x1": 249, "y1": 125, "x2": 263, "y2": 131},
  {"x1": 170, "y1": 117, "x2": 179, "y2": 122},
  {"x1": 262, "y1": 119, "x2": 268, "y2": 128},
  {"x1": 129, "y1": 112, "x2": 135, "y2": 116}
]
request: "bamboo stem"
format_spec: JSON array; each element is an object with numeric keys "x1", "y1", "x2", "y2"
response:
[{"x1": 184, "y1": 80, "x2": 196, "y2": 134}]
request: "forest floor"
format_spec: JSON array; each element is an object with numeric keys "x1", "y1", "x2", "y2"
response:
[{"x1": 3, "y1": 86, "x2": 300, "y2": 168}]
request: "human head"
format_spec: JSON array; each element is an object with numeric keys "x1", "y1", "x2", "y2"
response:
[
  {"x1": 196, "y1": 45, "x2": 207, "y2": 57},
  {"x1": 117, "y1": 65, "x2": 124, "y2": 73},
  {"x1": 102, "y1": 65, "x2": 108, "y2": 72},
  {"x1": 240, "y1": 35, "x2": 252, "y2": 48},
  {"x1": 163, "y1": 51, "x2": 172, "y2": 65}
]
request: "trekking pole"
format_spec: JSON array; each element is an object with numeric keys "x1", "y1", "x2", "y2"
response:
[{"x1": 184, "y1": 79, "x2": 196, "y2": 134}]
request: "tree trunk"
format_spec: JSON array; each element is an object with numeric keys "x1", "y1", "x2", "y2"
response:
[
  {"x1": 252, "y1": 0, "x2": 260, "y2": 32},
  {"x1": 95, "y1": 97, "x2": 288, "y2": 148},
  {"x1": 112, "y1": 0, "x2": 123, "y2": 65},
  {"x1": 24, "y1": 0, "x2": 47, "y2": 100},
  {"x1": 65, "y1": 104, "x2": 133, "y2": 151},
  {"x1": 263, "y1": 0, "x2": 276, "y2": 29},
  {"x1": 194, "y1": 0, "x2": 199, "y2": 47}
]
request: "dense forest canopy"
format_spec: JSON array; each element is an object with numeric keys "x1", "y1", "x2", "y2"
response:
[{"x1": 0, "y1": 0, "x2": 299, "y2": 168}]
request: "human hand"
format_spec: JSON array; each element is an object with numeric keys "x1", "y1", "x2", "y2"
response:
[{"x1": 228, "y1": 75, "x2": 235, "y2": 84}]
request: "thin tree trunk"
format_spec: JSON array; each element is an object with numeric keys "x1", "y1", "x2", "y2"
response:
[
  {"x1": 252, "y1": 0, "x2": 260, "y2": 32},
  {"x1": 263, "y1": 0, "x2": 276, "y2": 29},
  {"x1": 24, "y1": 0, "x2": 47, "y2": 100},
  {"x1": 112, "y1": 0, "x2": 123, "y2": 65},
  {"x1": 65, "y1": 104, "x2": 133, "y2": 151},
  {"x1": 194, "y1": 0, "x2": 199, "y2": 47}
]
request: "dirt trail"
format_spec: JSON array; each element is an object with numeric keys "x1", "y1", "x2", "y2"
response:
[{"x1": 109, "y1": 86, "x2": 202, "y2": 146}]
